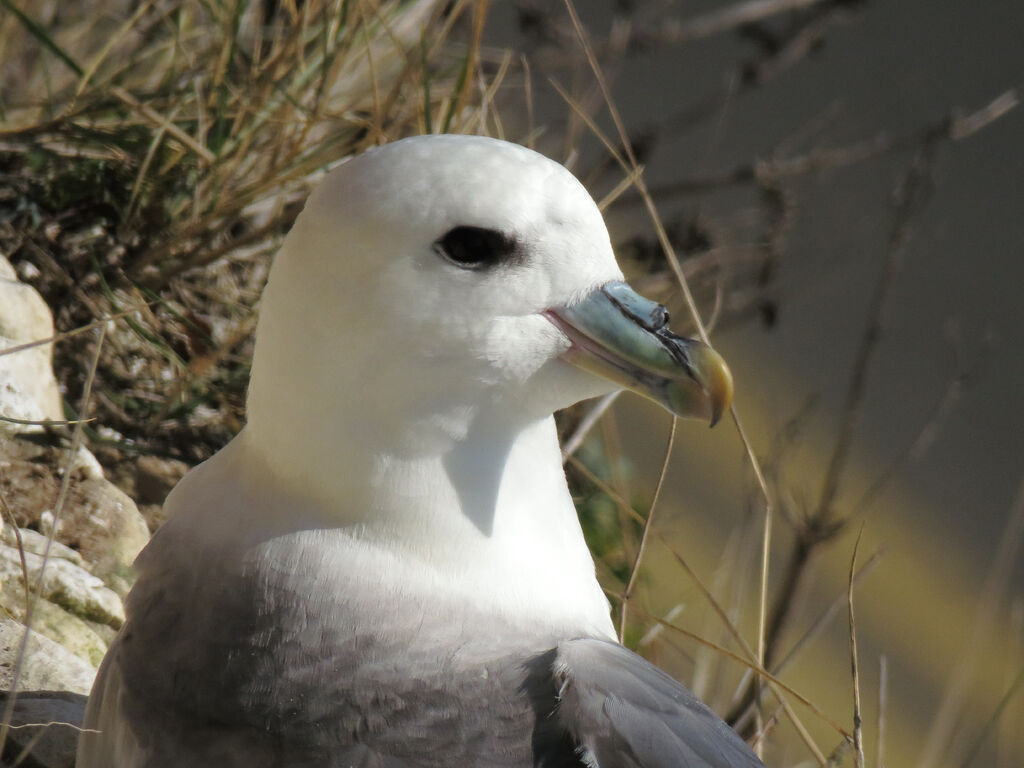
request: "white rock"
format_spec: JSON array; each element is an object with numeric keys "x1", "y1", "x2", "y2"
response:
[
  {"x1": 0, "y1": 544, "x2": 125, "y2": 628},
  {"x1": 0, "y1": 254, "x2": 63, "y2": 429},
  {"x1": 0, "y1": 617, "x2": 96, "y2": 695},
  {"x1": 0, "y1": 590, "x2": 110, "y2": 667},
  {"x1": 1, "y1": 526, "x2": 84, "y2": 567}
]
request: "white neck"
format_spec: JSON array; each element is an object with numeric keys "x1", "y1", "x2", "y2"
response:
[{"x1": 220, "y1": 403, "x2": 615, "y2": 639}]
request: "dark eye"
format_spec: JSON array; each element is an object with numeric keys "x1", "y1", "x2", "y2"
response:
[{"x1": 433, "y1": 226, "x2": 517, "y2": 269}]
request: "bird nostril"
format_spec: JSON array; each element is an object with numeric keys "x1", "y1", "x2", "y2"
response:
[{"x1": 651, "y1": 304, "x2": 670, "y2": 330}]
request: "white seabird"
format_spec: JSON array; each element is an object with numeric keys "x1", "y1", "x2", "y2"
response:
[{"x1": 77, "y1": 135, "x2": 762, "y2": 768}]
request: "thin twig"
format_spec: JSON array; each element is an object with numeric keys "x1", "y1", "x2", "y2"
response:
[
  {"x1": 622, "y1": 599, "x2": 852, "y2": 740},
  {"x1": 631, "y1": 90, "x2": 1019, "y2": 204},
  {"x1": 852, "y1": 329, "x2": 990, "y2": 516},
  {"x1": 573, "y1": 457, "x2": 833, "y2": 759},
  {"x1": 559, "y1": 0, "x2": 776, "y2": 585},
  {"x1": 0, "y1": 491, "x2": 31, "y2": 608},
  {"x1": 561, "y1": 392, "x2": 620, "y2": 463},
  {"x1": 731, "y1": 548, "x2": 883, "y2": 744},
  {"x1": 958, "y1": 664, "x2": 1024, "y2": 768},
  {"x1": 111, "y1": 86, "x2": 216, "y2": 162},
  {"x1": 920, "y1": 471, "x2": 1024, "y2": 768},
  {"x1": 774, "y1": 549, "x2": 884, "y2": 677},
  {"x1": 661, "y1": 539, "x2": 757, "y2": 661},
  {"x1": 0, "y1": 721, "x2": 99, "y2": 732},
  {"x1": 878, "y1": 655, "x2": 888, "y2": 768},
  {"x1": 815, "y1": 143, "x2": 936, "y2": 522},
  {"x1": 619, "y1": 418, "x2": 677, "y2": 642},
  {"x1": 0, "y1": 415, "x2": 94, "y2": 427},
  {"x1": 654, "y1": 0, "x2": 833, "y2": 45},
  {"x1": 731, "y1": 132, "x2": 947, "y2": 727},
  {"x1": 848, "y1": 526, "x2": 866, "y2": 768},
  {"x1": 561, "y1": 5, "x2": 777, "y2": 752},
  {"x1": 0, "y1": 308, "x2": 150, "y2": 358}
]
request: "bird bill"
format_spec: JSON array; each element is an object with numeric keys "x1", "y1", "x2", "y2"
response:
[{"x1": 547, "y1": 281, "x2": 733, "y2": 426}]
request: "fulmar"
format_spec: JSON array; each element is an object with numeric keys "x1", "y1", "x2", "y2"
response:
[{"x1": 77, "y1": 135, "x2": 763, "y2": 768}]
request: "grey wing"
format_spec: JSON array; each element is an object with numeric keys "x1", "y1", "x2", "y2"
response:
[
  {"x1": 550, "y1": 638, "x2": 765, "y2": 768},
  {"x1": 77, "y1": 642, "x2": 298, "y2": 768},
  {"x1": 77, "y1": 643, "x2": 423, "y2": 768},
  {"x1": 78, "y1": 516, "x2": 547, "y2": 767}
]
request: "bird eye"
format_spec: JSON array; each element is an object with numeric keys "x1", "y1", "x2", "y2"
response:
[{"x1": 433, "y1": 226, "x2": 517, "y2": 269}]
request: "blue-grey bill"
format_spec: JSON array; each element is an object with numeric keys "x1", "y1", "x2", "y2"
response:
[{"x1": 548, "y1": 281, "x2": 733, "y2": 426}]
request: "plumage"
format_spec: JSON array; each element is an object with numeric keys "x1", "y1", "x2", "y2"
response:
[{"x1": 77, "y1": 135, "x2": 758, "y2": 767}]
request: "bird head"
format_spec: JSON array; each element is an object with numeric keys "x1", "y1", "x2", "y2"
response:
[{"x1": 247, "y1": 135, "x2": 732, "y2": 458}]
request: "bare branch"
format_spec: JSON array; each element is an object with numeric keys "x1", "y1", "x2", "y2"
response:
[
  {"x1": 630, "y1": 90, "x2": 1020, "y2": 203},
  {"x1": 655, "y1": 0, "x2": 837, "y2": 45},
  {"x1": 815, "y1": 139, "x2": 937, "y2": 523}
]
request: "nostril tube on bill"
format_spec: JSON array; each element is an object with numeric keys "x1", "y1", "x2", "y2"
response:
[
  {"x1": 650, "y1": 304, "x2": 670, "y2": 330},
  {"x1": 600, "y1": 281, "x2": 673, "y2": 332}
]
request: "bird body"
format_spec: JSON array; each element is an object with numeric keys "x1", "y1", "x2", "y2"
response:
[
  {"x1": 77, "y1": 135, "x2": 760, "y2": 767},
  {"x1": 83, "y1": 437, "x2": 587, "y2": 766}
]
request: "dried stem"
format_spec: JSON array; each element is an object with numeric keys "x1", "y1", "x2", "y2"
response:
[
  {"x1": 852, "y1": 330, "x2": 989, "y2": 516},
  {"x1": 560, "y1": 392, "x2": 620, "y2": 463},
  {"x1": 920, "y1": 471, "x2": 1024, "y2": 768},
  {"x1": 724, "y1": 92, "x2": 1017, "y2": 730},
  {"x1": 878, "y1": 655, "x2": 888, "y2": 768},
  {"x1": 631, "y1": 90, "x2": 1019, "y2": 204},
  {"x1": 650, "y1": 0, "x2": 836, "y2": 45},
  {"x1": 848, "y1": 527, "x2": 866, "y2": 768},
  {"x1": 815, "y1": 142, "x2": 937, "y2": 522},
  {"x1": 561, "y1": 0, "x2": 776, "y2": 676},
  {"x1": 572, "y1": 455, "x2": 838, "y2": 759},
  {"x1": 619, "y1": 418, "x2": 677, "y2": 642}
]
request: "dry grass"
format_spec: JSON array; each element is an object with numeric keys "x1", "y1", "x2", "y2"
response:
[
  {"x1": 0, "y1": 0, "x2": 496, "y2": 466},
  {"x1": 0, "y1": 0, "x2": 497, "y2": 760}
]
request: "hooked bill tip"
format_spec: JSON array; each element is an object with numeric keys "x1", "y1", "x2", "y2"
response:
[{"x1": 697, "y1": 345, "x2": 734, "y2": 428}]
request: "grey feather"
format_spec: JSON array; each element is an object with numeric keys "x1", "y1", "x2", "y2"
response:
[
  {"x1": 78, "y1": 520, "x2": 578, "y2": 767},
  {"x1": 551, "y1": 639, "x2": 764, "y2": 768}
]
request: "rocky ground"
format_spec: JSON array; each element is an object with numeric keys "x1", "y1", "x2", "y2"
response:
[{"x1": 0, "y1": 254, "x2": 180, "y2": 767}]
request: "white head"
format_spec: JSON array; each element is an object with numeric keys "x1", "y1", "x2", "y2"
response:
[
  {"x1": 248, "y1": 137, "x2": 628, "y2": 457},
  {"x1": 248, "y1": 135, "x2": 729, "y2": 469},
  {"x1": 215, "y1": 135, "x2": 733, "y2": 631},
  {"x1": 241, "y1": 134, "x2": 727, "y2": 555}
]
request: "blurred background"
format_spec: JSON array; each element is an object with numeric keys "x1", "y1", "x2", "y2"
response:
[
  {"x1": 488, "y1": 3, "x2": 1024, "y2": 768},
  {"x1": 0, "y1": 1, "x2": 1021, "y2": 766}
]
